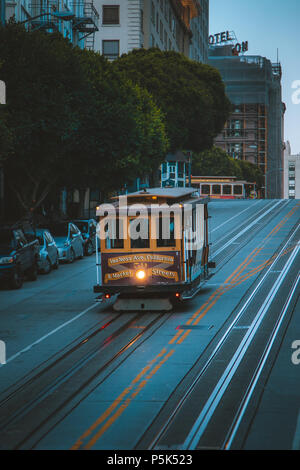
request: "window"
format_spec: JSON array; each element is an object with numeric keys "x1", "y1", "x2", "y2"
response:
[
  {"x1": 102, "y1": 40, "x2": 119, "y2": 60},
  {"x1": 201, "y1": 185, "x2": 210, "y2": 195},
  {"x1": 212, "y1": 185, "x2": 221, "y2": 195},
  {"x1": 156, "y1": 216, "x2": 176, "y2": 248},
  {"x1": 105, "y1": 218, "x2": 124, "y2": 249},
  {"x1": 228, "y1": 120, "x2": 243, "y2": 137},
  {"x1": 223, "y1": 185, "x2": 232, "y2": 195},
  {"x1": 129, "y1": 218, "x2": 149, "y2": 249},
  {"x1": 234, "y1": 185, "x2": 243, "y2": 195},
  {"x1": 168, "y1": 163, "x2": 176, "y2": 173},
  {"x1": 102, "y1": 5, "x2": 120, "y2": 25}
]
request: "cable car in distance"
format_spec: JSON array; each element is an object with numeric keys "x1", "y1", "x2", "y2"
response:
[{"x1": 94, "y1": 188, "x2": 215, "y2": 311}]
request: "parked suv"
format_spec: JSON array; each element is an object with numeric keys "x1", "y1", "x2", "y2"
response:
[
  {"x1": 0, "y1": 225, "x2": 40, "y2": 289},
  {"x1": 71, "y1": 219, "x2": 97, "y2": 256}
]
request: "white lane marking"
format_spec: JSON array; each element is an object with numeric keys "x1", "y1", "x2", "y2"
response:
[
  {"x1": 226, "y1": 272, "x2": 300, "y2": 449},
  {"x1": 213, "y1": 200, "x2": 283, "y2": 257},
  {"x1": 292, "y1": 410, "x2": 300, "y2": 450},
  {"x1": 211, "y1": 200, "x2": 262, "y2": 233},
  {"x1": 0, "y1": 303, "x2": 98, "y2": 367},
  {"x1": 182, "y1": 227, "x2": 300, "y2": 450}
]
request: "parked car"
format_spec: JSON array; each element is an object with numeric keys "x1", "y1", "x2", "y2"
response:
[
  {"x1": 71, "y1": 219, "x2": 97, "y2": 256},
  {"x1": 36, "y1": 229, "x2": 59, "y2": 274},
  {"x1": 0, "y1": 225, "x2": 40, "y2": 289},
  {"x1": 43, "y1": 222, "x2": 84, "y2": 263}
]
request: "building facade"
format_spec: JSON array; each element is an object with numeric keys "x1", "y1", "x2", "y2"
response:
[
  {"x1": 93, "y1": 0, "x2": 208, "y2": 62},
  {"x1": 283, "y1": 141, "x2": 300, "y2": 199},
  {"x1": 209, "y1": 45, "x2": 285, "y2": 199},
  {"x1": 5, "y1": 0, "x2": 99, "y2": 49},
  {"x1": 161, "y1": 150, "x2": 190, "y2": 188}
]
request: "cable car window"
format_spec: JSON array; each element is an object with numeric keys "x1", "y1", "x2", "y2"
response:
[
  {"x1": 223, "y1": 185, "x2": 232, "y2": 195},
  {"x1": 157, "y1": 215, "x2": 176, "y2": 247},
  {"x1": 129, "y1": 218, "x2": 150, "y2": 249},
  {"x1": 234, "y1": 185, "x2": 243, "y2": 195},
  {"x1": 105, "y1": 218, "x2": 124, "y2": 249},
  {"x1": 212, "y1": 185, "x2": 221, "y2": 195},
  {"x1": 201, "y1": 185, "x2": 210, "y2": 195}
]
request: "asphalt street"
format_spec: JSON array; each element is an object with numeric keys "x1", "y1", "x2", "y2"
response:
[{"x1": 0, "y1": 199, "x2": 299, "y2": 450}]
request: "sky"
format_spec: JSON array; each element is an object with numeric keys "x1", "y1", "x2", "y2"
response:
[{"x1": 209, "y1": 0, "x2": 300, "y2": 154}]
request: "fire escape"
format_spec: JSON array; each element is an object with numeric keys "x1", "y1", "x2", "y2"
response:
[
  {"x1": 27, "y1": 1, "x2": 99, "y2": 50},
  {"x1": 71, "y1": 2, "x2": 99, "y2": 50}
]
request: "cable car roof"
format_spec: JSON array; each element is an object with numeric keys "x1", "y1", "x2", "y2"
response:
[{"x1": 123, "y1": 187, "x2": 197, "y2": 199}]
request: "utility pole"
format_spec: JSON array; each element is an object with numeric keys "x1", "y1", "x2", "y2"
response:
[{"x1": 0, "y1": 0, "x2": 5, "y2": 25}]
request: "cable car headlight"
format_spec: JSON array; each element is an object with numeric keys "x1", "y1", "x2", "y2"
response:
[{"x1": 136, "y1": 269, "x2": 146, "y2": 281}]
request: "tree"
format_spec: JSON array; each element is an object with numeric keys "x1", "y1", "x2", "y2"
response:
[
  {"x1": 0, "y1": 23, "x2": 89, "y2": 215},
  {"x1": 68, "y1": 49, "x2": 169, "y2": 194},
  {"x1": 192, "y1": 146, "x2": 264, "y2": 188},
  {"x1": 113, "y1": 48, "x2": 231, "y2": 153},
  {"x1": 0, "y1": 24, "x2": 169, "y2": 216},
  {"x1": 0, "y1": 108, "x2": 14, "y2": 160}
]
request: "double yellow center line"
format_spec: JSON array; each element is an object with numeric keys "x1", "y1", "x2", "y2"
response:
[{"x1": 71, "y1": 203, "x2": 299, "y2": 450}]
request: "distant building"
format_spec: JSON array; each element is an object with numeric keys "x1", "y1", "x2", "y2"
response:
[
  {"x1": 283, "y1": 141, "x2": 300, "y2": 199},
  {"x1": 208, "y1": 45, "x2": 285, "y2": 199},
  {"x1": 161, "y1": 150, "x2": 190, "y2": 188},
  {"x1": 5, "y1": 0, "x2": 99, "y2": 49},
  {"x1": 93, "y1": 0, "x2": 209, "y2": 62}
]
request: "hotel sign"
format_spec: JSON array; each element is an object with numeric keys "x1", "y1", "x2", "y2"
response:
[
  {"x1": 209, "y1": 31, "x2": 233, "y2": 44},
  {"x1": 209, "y1": 31, "x2": 248, "y2": 54}
]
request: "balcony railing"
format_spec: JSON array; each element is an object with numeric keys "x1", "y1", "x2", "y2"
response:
[
  {"x1": 71, "y1": 2, "x2": 99, "y2": 33},
  {"x1": 27, "y1": 1, "x2": 99, "y2": 34}
]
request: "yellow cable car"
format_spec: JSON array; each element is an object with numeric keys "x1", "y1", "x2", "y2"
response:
[{"x1": 94, "y1": 188, "x2": 215, "y2": 311}]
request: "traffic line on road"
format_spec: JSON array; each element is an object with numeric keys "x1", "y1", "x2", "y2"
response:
[
  {"x1": 70, "y1": 203, "x2": 299, "y2": 449},
  {"x1": 225, "y1": 272, "x2": 300, "y2": 449},
  {"x1": 182, "y1": 233, "x2": 300, "y2": 449},
  {"x1": 211, "y1": 200, "x2": 262, "y2": 233},
  {"x1": 1, "y1": 303, "x2": 98, "y2": 367}
]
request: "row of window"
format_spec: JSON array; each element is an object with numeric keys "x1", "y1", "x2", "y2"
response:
[
  {"x1": 200, "y1": 184, "x2": 244, "y2": 196},
  {"x1": 105, "y1": 217, "x2": 176, "y2": 250}
]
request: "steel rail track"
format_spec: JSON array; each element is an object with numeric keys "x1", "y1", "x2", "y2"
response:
[
  {"x1": 223, "y1": 271, "x2": 300, "y2": 450},
  {"x1": 0, "y1": 311, "x2": 172, "y2": 449},
  {"x1": 0, "y1": 200, "x2": 295, "y2": 450},
  {"x1": 137, "y1": 219, "x2": 299, "y2": 450}
]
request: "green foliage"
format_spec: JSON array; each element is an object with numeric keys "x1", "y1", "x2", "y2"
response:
[
  {"x1": 0, "y1": 23, "x2": 88, "y2": 212},
  {"x1": 0, "y1": 108, "x2": 14, "y2": 160},
  {"x1": 113, "y1": 48, "x2": 231, "y2": 153},
  {"x1": 0, "y1": 24, "x2": 169, "y2": 214},
  {"x1": 69, "y1": 48, "x2": 169, "y2": 193},
  {"x1": 192, "y1": 146, "x2": 264, "y2": 187}
]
